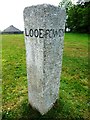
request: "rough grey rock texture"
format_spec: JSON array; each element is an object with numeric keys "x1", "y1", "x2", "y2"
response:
[{"x1": 23, "y1": 4, "x2": 66, "y2": 115}]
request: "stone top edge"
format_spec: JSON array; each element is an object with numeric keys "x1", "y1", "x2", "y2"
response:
[{"x1": 23, "y1": 3, "x2": 65, "y2": 13}]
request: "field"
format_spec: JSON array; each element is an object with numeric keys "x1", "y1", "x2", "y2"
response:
[{"x1": 2, "y1": 33, "x2": 88, "y2": 120}]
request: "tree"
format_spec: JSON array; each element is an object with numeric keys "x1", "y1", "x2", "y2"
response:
[
  {"x1": 67, "y1": 1, "x2": 90, "y2": 33},
  {"x1": 59, "y1": 0, "x2": 73, "y2": 13},
  {"x1": 59, "y1": 0, "x2": 90, "y2": 33},
  {"x1": 59, "y1": 0, "x2": 73, "y2": 32}
]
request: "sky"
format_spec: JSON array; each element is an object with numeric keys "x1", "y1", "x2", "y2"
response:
[{"x1": 0, "y1": 0, "x2": 78, "y2": 31}]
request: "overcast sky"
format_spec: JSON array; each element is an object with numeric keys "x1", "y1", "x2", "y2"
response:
[{"x1": 0, "y1": 0, "x2": 77, "y2": 31}]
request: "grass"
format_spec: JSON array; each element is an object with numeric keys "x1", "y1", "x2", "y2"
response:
[{"x1": 1, "y1": 33, "x2": 88, "y2": 120}]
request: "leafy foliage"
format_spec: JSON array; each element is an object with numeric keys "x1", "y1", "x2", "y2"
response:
[
  {"x1": 59, "y1": 0, "x2": 72, "y2": 12},
  {"x1": 59, "y1": 0, "x2": 90, "y2": 33},
  {"x1": 67, "y1": 1, "x2": 90, "y2": 33}
]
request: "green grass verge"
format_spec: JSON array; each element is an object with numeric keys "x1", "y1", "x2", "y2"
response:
[{"x1": 2, "y1": 33, "x2": 88, "y2": 120}]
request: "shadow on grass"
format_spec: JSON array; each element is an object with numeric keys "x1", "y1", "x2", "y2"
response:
[
  {"x1": 2, "y1": 98, "x2": 63, "y2": 120},
  {"x1": 2, "y1": 97, "x2": 85, "y2": 120}
]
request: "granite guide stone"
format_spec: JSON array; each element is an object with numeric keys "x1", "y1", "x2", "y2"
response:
[{"x1": 23, "y1": 4, "x2": 66, "y2": 115}]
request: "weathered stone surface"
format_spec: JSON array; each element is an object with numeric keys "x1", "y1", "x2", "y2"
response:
[{"x1": 23, "y1": 4, "x2": 66, "y2": 115}]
